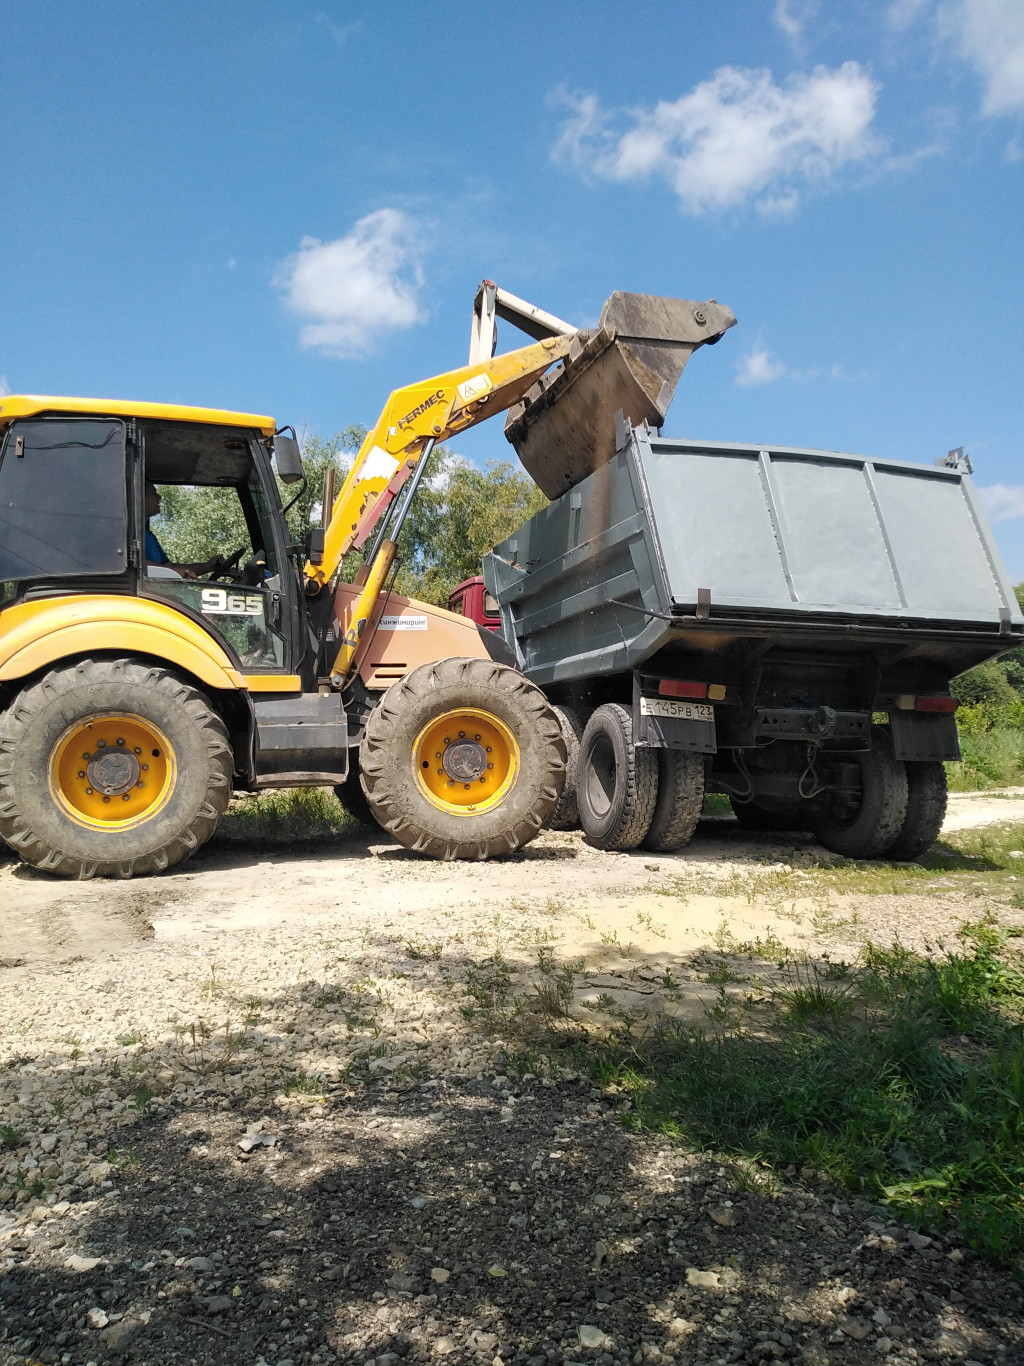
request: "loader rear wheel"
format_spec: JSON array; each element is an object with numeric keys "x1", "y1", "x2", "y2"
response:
[
  {"x1": 358, "y1": 658, "x2": 566, "y2": 860},
  {"x1": 808, "y1": 726, "x2": 907, "y2": 860},
  {"x1": 577, "y1": 703, "x2": 657, "y2": 851},
  {"x1": 643, "y1": 750, "x2": 705, "y2": 853},
  {"x1": 547, "y1": 704, "x2": 585, "y2": 830},
  {"x1": 0, "y1": 659, "x2": 232, "y2": 878},
  {"x1": 884, "y1": 760, "x2": 947, "y2": 862}
]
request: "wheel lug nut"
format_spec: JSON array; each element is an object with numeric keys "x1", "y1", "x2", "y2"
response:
[
  {"x1": 136, "y1": 781, "x2": 145, "y2": 789},
  {"x1": 116, "y1": 737, "x2": 125, "y2": 746},
  {"x1": 77, "y1": 771, "x2": 85, "y2": 779},
  {"x1": 122, "y1": 794, "x2": 130, "y2": 801},
  {"x1": 82, "y1": 752, "x2": 90, "y2": 760},
  {"x1": 487, "y1": 763, "x2": 494, "y2": 769},
  {"x1": 85, "y1": 787, "x2": 93, "y2": 795},
  {"x1": 102, "y1": 796, "x2": 110, "y2": 804},
  {"x1": 133, "y1": 747, "x2": 142, "y2": 755},
  {"x1": 142, "y1": 764, "x2": 149, "y2": 771},
  {"x1": 97, "y1": 740, "x2": 106, "y2": 748}
]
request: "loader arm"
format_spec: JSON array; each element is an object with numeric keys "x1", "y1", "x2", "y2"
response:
[{"x1": 305, "y1": 333, "x2": 576, "y2": 597}]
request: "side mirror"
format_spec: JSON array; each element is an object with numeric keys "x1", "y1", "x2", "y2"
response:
[{"x1": 274, "y1": 428, "x2": 304, "y2": 485}]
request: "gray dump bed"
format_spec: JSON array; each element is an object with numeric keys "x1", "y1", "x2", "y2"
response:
[{"x1": 484, "y1": 425, "x2": 1023, "y2": 688}]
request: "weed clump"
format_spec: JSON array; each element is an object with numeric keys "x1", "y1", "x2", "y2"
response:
[{"x1": 570, "y1": 919, "x2": 1024, "y2": 1269}]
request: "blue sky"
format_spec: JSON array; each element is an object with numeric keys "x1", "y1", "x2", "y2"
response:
[{"x1": 2, "y1": 0, "x2": 1022, "y2": 577}]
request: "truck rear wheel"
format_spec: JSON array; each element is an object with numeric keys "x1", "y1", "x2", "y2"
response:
[
  {"x1": 358, "y1": 658, "x2": 565, "y2": 860},
  {"x1": 547, "y1": 704, "x2": 584, "y2": 830},
  {"x1": 884, "y1": 760, "x2": 947, "y2": 862},
  {"x1": 808, "y1": 726, "x2": 907, "y2": 859},
  {"x1": 577, "y1": 703, "x2": 657, "y2": 851},
  {"x1": 0, "y1": 659, "x2": 232, "y2": 878},
  {"x1": 643, "y1": 750, "x2": 704, "y2": 852}
]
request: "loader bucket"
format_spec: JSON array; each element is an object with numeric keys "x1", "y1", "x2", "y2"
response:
[{"x1": 504, "y1": 292, "x2": 736, "y2": 499}]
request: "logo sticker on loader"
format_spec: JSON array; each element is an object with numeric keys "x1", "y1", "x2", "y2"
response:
[{"x1": 200, "y1": 588, "x2": 263, "y2": 616}]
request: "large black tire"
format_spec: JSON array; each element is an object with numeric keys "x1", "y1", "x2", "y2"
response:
[
  {"x1": 334, "y1": 757, "x2": 378, "y2": 827},
  {"x1": 731, "y1": 797, "x2": 805, "y2": 832},
  {"x1": 358, "y1": 657, "x2": 566, "y2": 860},
  {"x1": 547, "y1": 704, "x2": 585, "y2": 830},
  {"x1": 0, "y1": 659, "x2": 232, "y2": 878},
  {"x1": 808, "y1": 725, "x2": 908, "y2": 859},
  {"x1": 643, "y1": 750, "x2": 705, "y2": 852},
  {"x1": 576, "y1": 703, "x2": 657, "y2": 851},
  {"x1": 885, "y1": 760, "x2": 947, "y2": 862}
]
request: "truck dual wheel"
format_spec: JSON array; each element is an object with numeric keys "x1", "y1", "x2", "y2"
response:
[
  {"x1": 808, "y1": 725, "x2": 908, "y2": 860},
  {"x1": 0, "y1": 659, "x2": 233, "y2": 878},
  {"x1": 884, "y1": 760, "x2": 948, "y2": 862},
  {"x1": 547, "y1": 704, "x2": 585, "y2": 830},
  {"x1": 576, "y1": 703, "x2": 658, "y2": 851},
  {"x1": 643, "y1": 749, "x2": 705, "y2": 853},
  {"x1": 358, "y1": 658, "x2": 566, "y2": 860}
]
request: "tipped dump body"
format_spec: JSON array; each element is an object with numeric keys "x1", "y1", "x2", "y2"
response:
[
  {"x1": 504, "y1": 293, "x2": 736, "y2": 499},
  {"x1": 484, "y1": 426, "x2": 1023, "y2": 689}
]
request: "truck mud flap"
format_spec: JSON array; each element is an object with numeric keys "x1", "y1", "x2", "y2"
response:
[{"x1": 888, "y1": 709, "x2": 961, "y2": 762}]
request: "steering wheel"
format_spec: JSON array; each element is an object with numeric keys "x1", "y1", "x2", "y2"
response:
[{"x1": 203, "y1": 546, "x2": 246, "y2": 581}]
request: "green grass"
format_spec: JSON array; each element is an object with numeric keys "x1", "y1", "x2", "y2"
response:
[
  {"x1": 947, "y1": 725, "x2": 1024, "y2": 791},
  {"x1": 217, "y1": 786, "x2": 354, "y2": 843},
  {"x1": 560, "y1": 919, "x2": 1024, "y2": 1269}
]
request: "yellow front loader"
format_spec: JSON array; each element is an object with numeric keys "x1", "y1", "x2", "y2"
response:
[{"x1": 0, "y1": 284, "x2": 733, "y2": 877}]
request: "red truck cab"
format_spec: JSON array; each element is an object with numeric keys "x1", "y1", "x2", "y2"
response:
[{"x1": 448, "y1": 576, "x2": 501, "y2": 631}]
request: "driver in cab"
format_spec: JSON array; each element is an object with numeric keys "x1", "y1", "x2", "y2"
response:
[{"x1": 145, "y1": 481, "x2": 225, "y2": 580}]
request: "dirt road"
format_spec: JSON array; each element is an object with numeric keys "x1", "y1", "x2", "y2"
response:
[{"x1": 1, "y1": 794, "x2": 1022, "y2": 1366}]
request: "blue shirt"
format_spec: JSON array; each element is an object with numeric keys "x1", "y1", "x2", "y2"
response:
[{"x1": 145, "y1": 528, "x2": 168, "y2": 564}]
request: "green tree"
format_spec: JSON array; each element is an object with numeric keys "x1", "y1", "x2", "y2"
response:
[{"x1": 393, "y1": 453, "x2": 548, "y2": 606}]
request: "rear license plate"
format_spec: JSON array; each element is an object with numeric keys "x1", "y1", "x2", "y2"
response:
[{"x1": 640, "y1": 697, "x2": 714, "y2": 722}]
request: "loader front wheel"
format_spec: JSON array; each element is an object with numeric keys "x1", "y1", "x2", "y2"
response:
[
  {"x1": 358, "y1": 658, "x2": 566, "y2": 860},
  {"x1": 0, "y1": 659, "x2": 232, "y2": 878},
  {"x1": 576, "y1": 703, "x2": 657, "y2": 851}
]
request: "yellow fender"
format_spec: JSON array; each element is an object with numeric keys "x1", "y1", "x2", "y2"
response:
[{"x1": 0, "y1": 595, "x2": 245, "y2": 691}]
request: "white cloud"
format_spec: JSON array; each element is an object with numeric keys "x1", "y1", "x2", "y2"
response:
[
  {"x1": 274, "y1": 209, "x2": 425, "y2": 357},
  {"x1": 978, "y1": 484, "x2": 1024, "y2": 522},
  {"x1": 0, "y1": 375, "x2": 9, "y2": 397},
  {"x1": 774, "y1": 0, "x2": 819, "y2": 41},
  {"x1": 735, "y1": 348, "x2": 788, "y2": 386},
  {"x1": 940, "y1": 0, "x2": 1024, "y2": 115},
  {"x1": 553, "y1": 63, "x2": 883, "y2": 215}
]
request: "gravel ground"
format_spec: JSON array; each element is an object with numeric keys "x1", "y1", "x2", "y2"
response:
[{"x1": 1, "y1": 798, "x2": 1022, "y2": 1366}]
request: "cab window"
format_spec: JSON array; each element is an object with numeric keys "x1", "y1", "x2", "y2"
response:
[{"x1": 0, "y1": 418, "x2": 127, "y2": 582}]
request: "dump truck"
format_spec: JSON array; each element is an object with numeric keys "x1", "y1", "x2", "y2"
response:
[
  {"x1": 482, "y1": 411, "x2": 1024, "y2": 860},
  {"x1": 0, "y1": 282, "x2": 734, "y2": 877}
]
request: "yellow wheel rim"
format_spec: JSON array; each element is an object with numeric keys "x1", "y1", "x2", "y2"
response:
[
  {"x1": 48, "y1": 713, "x2": 176, "y2": 831},
  {"x1": 414, "y1": 707, "x2": 520, "y2": 816}
]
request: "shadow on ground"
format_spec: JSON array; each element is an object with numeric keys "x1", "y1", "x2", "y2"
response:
[{"x1": 2, "y1": 963, "x2": 1021, "y2": 1366}]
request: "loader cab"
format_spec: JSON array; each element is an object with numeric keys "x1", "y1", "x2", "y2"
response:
[
  {"x1": 139, "y1": 419, "x2": 304, "y2": 675},
  {"x1": 0, "y1": 400, "x2": 309, "y2": 681}
]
